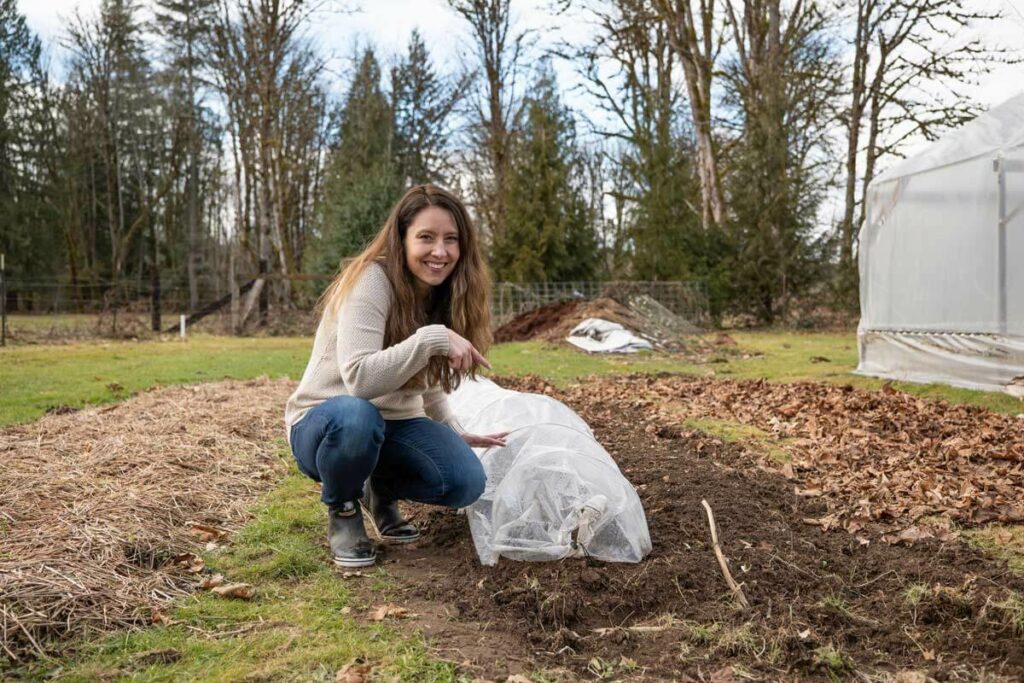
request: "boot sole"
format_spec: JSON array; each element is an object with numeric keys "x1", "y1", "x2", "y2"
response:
[
  {"x1": 332, "y1": 554, "x2": 376, "y2": 568},
  {"x1": 361, "y1": 504, "x2": 421, "y2": 545}
]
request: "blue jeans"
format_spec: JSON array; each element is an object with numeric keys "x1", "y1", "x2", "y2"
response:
[{"x1": 289, "y1": 396, "x2": 486, "y2": 509}]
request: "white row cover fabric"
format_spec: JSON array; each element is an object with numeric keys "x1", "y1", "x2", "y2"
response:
[
  {"x1": 448, "y1": 377, "x2": 652, "y2": 566},
  {"x1": 858, "y1": 92, "x2": 1024, "y2": 394},
  {"x1": 566, "y1": 318, "x2": 654, "y2": 353}
]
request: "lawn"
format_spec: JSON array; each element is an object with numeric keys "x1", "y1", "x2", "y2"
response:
[
  {"x1": 0, "y1": 335, "x2": 308, "y2": 426},
  {"x1": 2, "y1": 329, "x2": 1022, "y2": 681},
  {"x1": 2, "y1": 330, "x2": 1019, "y2": 429}
]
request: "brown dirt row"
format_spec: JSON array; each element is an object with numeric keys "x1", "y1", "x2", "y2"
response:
[{"x1": 364, "y1": 375, "x2": 1024, "y2": 681}]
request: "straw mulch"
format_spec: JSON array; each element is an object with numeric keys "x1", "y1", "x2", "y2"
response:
[{"x1": 0, "y1": 377, "x2": 293, "y2": 663}]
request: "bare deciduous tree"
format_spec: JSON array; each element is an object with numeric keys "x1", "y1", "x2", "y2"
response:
[
  {"x1": 653, "y1": 0, "x2": 724, "y2": 229},
  {"x1": 837, "y1": 0, "x2": 1013, "y2": 299},
  {"x1": 448, "y1": 0, "x2": 530, "y2": 246}
]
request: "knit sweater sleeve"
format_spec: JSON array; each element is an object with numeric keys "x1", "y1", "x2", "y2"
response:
[{"x1": 336, "y1": 264, "x2": 450, "y2": 399}]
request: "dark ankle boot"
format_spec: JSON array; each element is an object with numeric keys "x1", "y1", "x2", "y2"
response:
[
  {"x1": 362, "y1": 481, "x2": 420, "y2": 544},
  {"x1": 328, "y1": 502, "x2": 376, "y2": 568}
]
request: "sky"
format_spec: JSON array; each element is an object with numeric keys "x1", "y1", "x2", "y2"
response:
[{"x1": 17, "y1": 0, "x2": 1024, "y2": 160}]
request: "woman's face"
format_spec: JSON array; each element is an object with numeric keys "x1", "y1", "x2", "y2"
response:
[{"x1": 404, "y1": 205, "x2": 460, "y2": 296}]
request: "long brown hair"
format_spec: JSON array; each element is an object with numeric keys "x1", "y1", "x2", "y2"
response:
[{"x1": 318, "y1": 184, "x2": 492, "y2": 392}]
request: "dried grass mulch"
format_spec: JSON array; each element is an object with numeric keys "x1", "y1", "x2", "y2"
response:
[
  {"x1": 0, "y1": 377, "x2": 293, "y2": 663},
  {"x1": 562, "y1": 374, "x2": 1024, "y2": 541}
]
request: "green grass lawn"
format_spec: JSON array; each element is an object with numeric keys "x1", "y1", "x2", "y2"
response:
[
  {"x1": 2, "y1": 330, "x2": 1019, "y2": 429},
  {"x1": 491, "y1": 332, "x2": 1023, "y2": 414},
  {"x1": 0, "y1": 335, "x2": 309, "y2": 427}
]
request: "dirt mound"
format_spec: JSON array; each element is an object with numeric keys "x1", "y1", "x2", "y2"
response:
[
  {"x1": 0, "y1": 379, "x2": 291, "y2": 662},
  {"x1": 493, "y1": 300, "x2": 582, "y2": 343},
  {"x1": 538, "y1": 297, "x2": 649, "y2": 342},
  {"x1": 495, "y1": 295, "x2": 702, "y2": 351},
  {"x1": 372, "y1": 375, "x2": 1024, "y2": 680}
]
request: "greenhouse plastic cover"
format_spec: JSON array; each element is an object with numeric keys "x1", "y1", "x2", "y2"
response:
[
  {"x1": 857, "y1": 92, "x2": 1024, "y2": 394},
  {"x1": 448, "y1": 377, "x2": 652, "y2": 566}
]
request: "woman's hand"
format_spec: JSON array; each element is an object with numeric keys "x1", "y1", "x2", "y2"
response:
[
  {"x1": 447, "y1": 329, "x2": 491, "y2": 373},
  {"x1": 461, "y1": 431, "x2": 509, "y2": 448}
]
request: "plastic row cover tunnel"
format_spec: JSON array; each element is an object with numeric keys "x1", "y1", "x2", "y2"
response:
[{"x1": 448, "y1": 377, "x2": 652, "y2": 566}]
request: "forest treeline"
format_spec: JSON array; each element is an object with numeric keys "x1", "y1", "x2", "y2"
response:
[{"x1": 0, "y1": 0, "x2": 1011, "y2": 325}]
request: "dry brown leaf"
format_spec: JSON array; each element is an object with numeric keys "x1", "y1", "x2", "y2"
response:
[
  {"x1": 710, "y1": 666, "x2": 738, "y2": 683},
  {"x1": 336, "y1": 659, "x2": 372, "y2": 683},
  {"x1": 197, "y1": 573, "x2": 225, "y2": 590},
  {"x1": 368, "y1": 604, "x2": 411, "y2": 621},
  {"x1": 150, "y1": 608, "x2": 180, "y2": 626},
  {"x1": 187, "y1": 522, "x2": 229, "y2": 542},
  {"x1": 892, "y1": 672, "x2": 928, "y2": 683},
  {"x1": 172, "y1": 552, "x2": 205, "y2": 573},
  {"x1": 211, "y1": 582, "x2": 255, "y2": 599}
]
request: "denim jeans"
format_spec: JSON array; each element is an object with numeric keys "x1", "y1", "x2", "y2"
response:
[{"x1": 288, "y1": 395, "x2": 486, "y2": 509}]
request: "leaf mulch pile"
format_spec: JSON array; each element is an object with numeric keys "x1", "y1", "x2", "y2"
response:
[
  {"x1": 369, "y1": 374, "x2": 1024, "y2": 681},
  {"x1": 0, "y1": 378, "x2": 291, "y2": 663},
  {"x1": 579, "y1": 374, "x2": 1024, "y2": 540}
]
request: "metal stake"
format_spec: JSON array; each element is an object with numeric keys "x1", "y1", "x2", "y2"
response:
[{"x1": 1, "y1": 253, "x2": 6, "y2": 347}]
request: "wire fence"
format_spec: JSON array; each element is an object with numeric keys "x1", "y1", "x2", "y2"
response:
[
  {"x1": 0, "y1": 275, "x2": 710, "y2": 344},
  {"x1": 492, "y1": 280, "x2": 709, "y2": 327}
]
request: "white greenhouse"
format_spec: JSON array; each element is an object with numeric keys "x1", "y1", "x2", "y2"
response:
[{"x1": 857, "y1": 92, "x2": 1024, "y2": 396}]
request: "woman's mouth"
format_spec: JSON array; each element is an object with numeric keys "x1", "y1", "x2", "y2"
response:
[{"x1": 424, "y1": 261, "x2": 447, "y2": 272}]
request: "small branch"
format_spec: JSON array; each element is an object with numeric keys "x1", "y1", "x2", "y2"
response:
[{"x1": 701, "y1": 499, "x2": 751, "y2": 609}]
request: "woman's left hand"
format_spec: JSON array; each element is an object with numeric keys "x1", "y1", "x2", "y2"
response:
[{"x1": 461, "y1": 431, "x2": 509, "y2": 448}]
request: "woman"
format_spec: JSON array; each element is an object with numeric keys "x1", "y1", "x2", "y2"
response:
[{"x1": 284, "y1": 185, "x2": 508, "y2": 568}]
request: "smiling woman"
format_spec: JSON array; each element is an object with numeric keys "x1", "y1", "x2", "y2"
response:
[
  {"x1": 404, "y1": 206, "x2": 460, "y2": 292},
  {"x1": 283, "y1": 185, "x2": 507, "y2": 568}
]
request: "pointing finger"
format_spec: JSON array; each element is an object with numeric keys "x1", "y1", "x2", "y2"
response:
[{"x1": 471, "y1": 347, "x2": 492, "y2": 370}]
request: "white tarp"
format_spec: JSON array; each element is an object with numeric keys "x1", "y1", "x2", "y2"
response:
[
  {"x1": 449, "y1": 377, "x2": 652, "y2": 566},
  {"x1": 566, "y1": 318, "x2": 654, "y2": 353},
  {"x1": 858, "y1": 92, "x2": 1024, "y2": 394}
]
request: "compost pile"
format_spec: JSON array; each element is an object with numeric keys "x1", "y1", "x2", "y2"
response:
[
  {"x1": 494, "y1": 295, "x2": 701, "y2": 350},
  {"x1": 0, "y1": 378, "x2": 291, "y2": 662},
  {"x1": 380, "y1": 375, "x2": 1024, "y2": 681}
]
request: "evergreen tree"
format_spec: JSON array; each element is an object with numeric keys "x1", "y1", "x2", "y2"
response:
[
  {"x1": 153, "y1": 0, "x2": 218, "y2": 312},
  {"x1": 390, "y1": 29, "x2": 465, "y2": 187},
  {"x1": 315, "y1": 47, "x2": 400, "y2": 272},
  {"x1": 720, "y1": 0, "x2": 839, "y2": 323},
  {"x1": 0, "y1": 0, "x2": 60, "y2": 294},
  {"x1": 492, "y1": 64, "x2": 597, "y2": 282}
]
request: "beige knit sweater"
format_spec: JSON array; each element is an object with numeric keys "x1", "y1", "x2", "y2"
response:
[{"x1": 284, "y1": 263, "x2": 466, "y2": 443}]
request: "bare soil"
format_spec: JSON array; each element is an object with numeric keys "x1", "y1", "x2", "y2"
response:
[
  {"x1": 359, "y1": 375, "x2": 1024, "y2": 681},
  {"x1": 493, "y1": 300, "x2": 583, "y2": 343}
]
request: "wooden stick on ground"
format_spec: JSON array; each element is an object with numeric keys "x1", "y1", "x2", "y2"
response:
[{"x1": 701, "y1": 499, "x2": 751, "y2": 609}]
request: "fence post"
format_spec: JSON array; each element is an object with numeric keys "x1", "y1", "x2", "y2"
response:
[{"x1": 1, "y1": 253, "x2": 6, "y2": 347}]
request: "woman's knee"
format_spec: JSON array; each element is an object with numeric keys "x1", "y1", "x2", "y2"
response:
[
  {"x1": 321, "y1": 396, "x2": 384, "y2": 446},
  {"x1": 445, "y1": 456, "x2": 486, "y2": 508}
]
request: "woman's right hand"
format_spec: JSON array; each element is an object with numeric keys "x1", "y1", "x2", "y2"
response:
[{"x1": 447, "y1": 329, "x2": 491, "y2": 373}]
